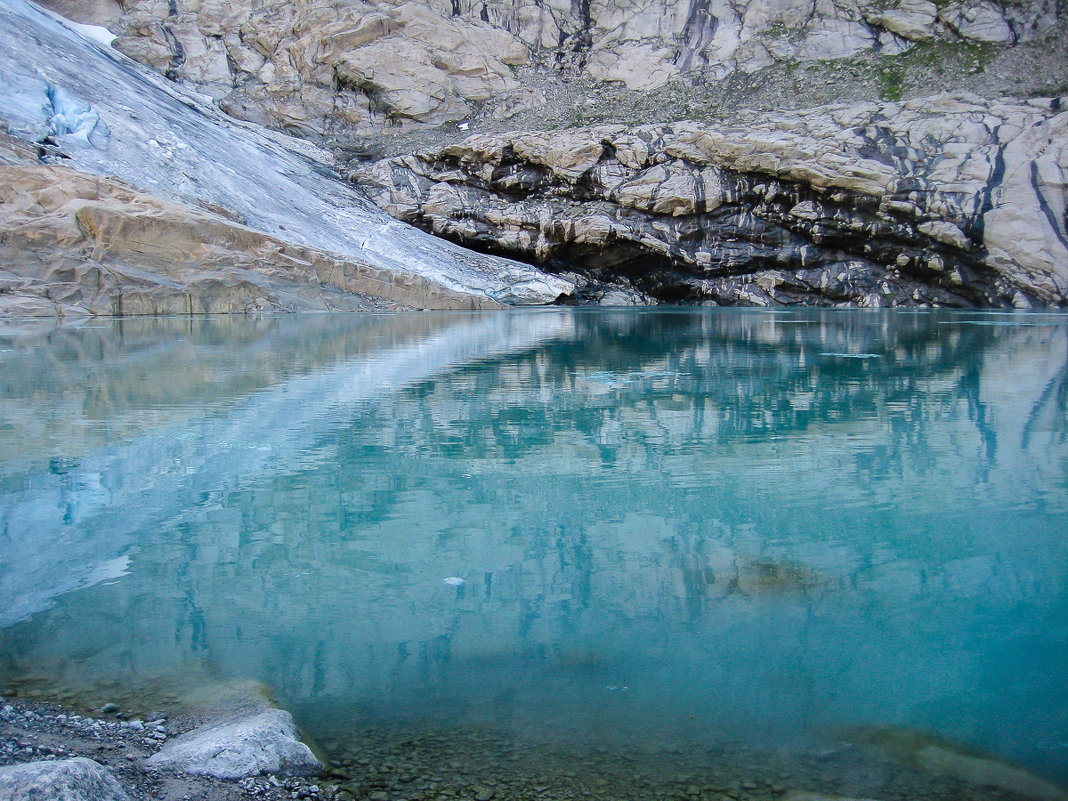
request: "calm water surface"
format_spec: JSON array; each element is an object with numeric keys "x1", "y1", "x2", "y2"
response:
[{"x1": 0, "y1": 309, "x2": 1066, "y2": 797}]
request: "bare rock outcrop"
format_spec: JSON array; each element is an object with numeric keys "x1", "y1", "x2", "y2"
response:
[
  {"x1": 0, "y1": 0, "x2": 569, "y2": 315},
  {"x1": 355, "y1": 94, "x2": 1068, "y2": 307},
  {"x1": 10, "y1": 0, "x2": 1066, "y2": 310},
  {"x1": 39, "y1": 0, "x2": 1062, "y2": 140},
  {"x1": 0, "y1": 158, "x2": 501, "y2": 316},
  {"x1": 84, "y1": 0, "x2": 530, "y2": 136}
]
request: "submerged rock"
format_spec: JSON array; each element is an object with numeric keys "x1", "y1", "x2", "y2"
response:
[
  {"x1": 0, "y1": 757, "x2": 132, "y2": 801},
  {"x1": 146, "y1": 708, "x2": 322, "y2": 779},
  {"x1": 913, "y1": 744, "x2": 1068, "y2": 801},
  {"x1": 853, "y1": 728, "x2": 1068, "y2": 801},
  {"x1": 732, "y1": 557, "x2": 831, "y2": 595}
]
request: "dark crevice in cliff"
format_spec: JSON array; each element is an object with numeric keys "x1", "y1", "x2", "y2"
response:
[
  {"x1": 556, "y1": 0, "x2": 593, "y2": 69},
  {"x1": 389, "y1": 150, "x2": 1018, "y2": 305},
  {"x1": 406, "y1": 197, "x2": 1002, "y2": 307},
  {"x1": 974, "y1": 127, "x2": 1006, "y2": 244},
  {"x1": 160, "y1": 23, "x2": 186, "y2": 82},
  {"x1": 1031, "y1": 160, "x2": 1068, "y2": 252},
  {"x1": 677, "y1": 0, "x2": 719, "y2": 71}
]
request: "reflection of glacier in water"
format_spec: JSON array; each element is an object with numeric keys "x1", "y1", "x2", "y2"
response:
[{"x1": 0, "y1": 309, "x2": 1067, "y2": 790}]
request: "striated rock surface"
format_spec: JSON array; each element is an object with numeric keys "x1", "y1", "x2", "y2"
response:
[
  {"x1": 355, "y1": 94, "x2": 1068, "y2": 307},
  {"x1": 0, "y1": 156, "x2": 502, "y2": 316},
  {"x1": 146, "y1": 709, "x2": 322, "y2": 779},
  {"x1": 0, "y1": 757, "x2": 132, "y2": 801},
  {"x1": 0, "y1": 0, "x2": 569, "y2": 315}
]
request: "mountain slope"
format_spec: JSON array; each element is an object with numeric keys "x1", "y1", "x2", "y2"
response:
[{"x1": 0, "y1": 0, "x2": 570, "y2": 316}]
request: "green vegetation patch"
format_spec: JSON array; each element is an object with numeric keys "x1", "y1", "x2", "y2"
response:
[{"x1": 878, "y1": 65, "x2": 904, "y2": 102}]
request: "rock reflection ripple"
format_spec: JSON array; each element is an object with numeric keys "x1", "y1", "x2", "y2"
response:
[{"x1": 0, "y1": 309, "x2": 1066, "y2": 797}]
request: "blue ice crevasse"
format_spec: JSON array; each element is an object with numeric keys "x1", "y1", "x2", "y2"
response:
[{"x1": 45, "y1": 81, "x2": 109, "y2": 147}]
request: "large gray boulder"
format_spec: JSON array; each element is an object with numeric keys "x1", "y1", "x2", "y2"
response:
[
  {"x1": 0, "y1": 757, "x2": 131, "y2": 801},
  {"x1": 145, "y1": 709, "x2": 322, "y2": 779}
]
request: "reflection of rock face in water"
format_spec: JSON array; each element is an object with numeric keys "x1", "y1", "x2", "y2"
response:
[
  {"x1": 731, "y1": 558, "x2": 830, "y2": 596},
  {"x1": 854, "y1": 728, "x2": 1068, "y2": 801},
  {"x1": 0, "y1": 310, "x2": 1066, "y2": 788}
]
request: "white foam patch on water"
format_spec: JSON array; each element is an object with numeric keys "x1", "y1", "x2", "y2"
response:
[{"x1": 81, "y1": 555, "x2": 132, "y2": 586}]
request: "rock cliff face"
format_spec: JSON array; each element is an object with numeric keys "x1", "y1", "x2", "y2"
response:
[
  {"x1": 0, "y1": 153, "x2": 504, "y2": 316},
  {"x1": 45, "y1": 0, "x2": 1062, "y2": 135},
  {"x1": 8, "y1": 0, "x2": 1068, "y2": 309},
  {"x1": 356, "y1": 95, "x2": 1068, "y2": 306}
]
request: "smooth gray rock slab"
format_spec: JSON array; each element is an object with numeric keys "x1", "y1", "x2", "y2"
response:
[
  {"x1": 0, "y1": 0, "x2": 569, "y2": 307},
  {"x1": 145, "y1": 709, "x2": 322, "y2": 779},
  {"x1": 0, "y1": 757, "x2": 132, "y2": 801}
]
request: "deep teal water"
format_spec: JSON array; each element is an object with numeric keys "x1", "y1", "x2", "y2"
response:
[{"x1": 0, "y1": 309, "x2": 1066, "y2": 791}]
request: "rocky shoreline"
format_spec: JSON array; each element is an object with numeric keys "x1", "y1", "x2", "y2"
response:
[
  {"x1": 4, "y1": 689, "x2": 1068, "y2": 801},
  {"x1": 0, "y1": 695, "x2": 330, "y2": 801}
]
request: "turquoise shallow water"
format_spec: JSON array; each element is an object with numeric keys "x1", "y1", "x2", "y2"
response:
[{"x1": 0, "y1": 309, "x2": 1066, "y2": 795}]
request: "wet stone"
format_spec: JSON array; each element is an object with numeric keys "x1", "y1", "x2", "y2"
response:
[{"x1": 0, "y1": 758, "x2": 131, "y2": 801}]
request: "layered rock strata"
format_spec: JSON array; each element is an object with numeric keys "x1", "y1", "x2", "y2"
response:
[{"x1": 356, "y1": 94, "x2": 1068, "y2": 307}]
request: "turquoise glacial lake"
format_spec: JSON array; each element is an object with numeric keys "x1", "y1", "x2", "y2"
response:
[{"x1": 0, "y1": 309, "x2": 1066, "y2": 799}]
